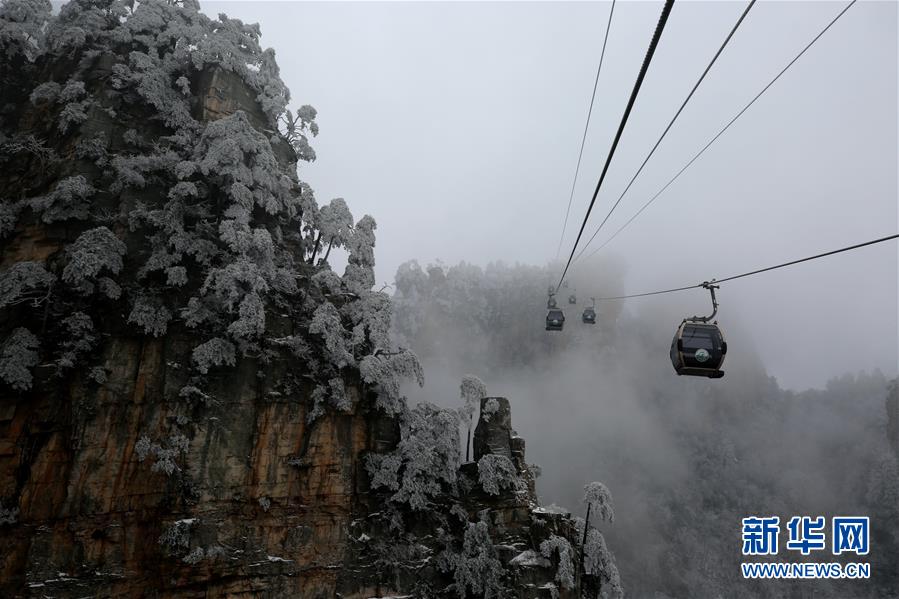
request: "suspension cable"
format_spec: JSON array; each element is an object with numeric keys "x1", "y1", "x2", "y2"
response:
[
  {"x1": 556, "y1": 0, "x2": 676, "y2": 290},
  {"x1": 555, "y1": 0, "x2": 617, "y2": 260},
  {"x1": 591, "y1": 233, "x2": 898, "y2": 301},
  {"x1": 578, "y1": 0, "x2": 857, "y2": 264},
  {"x1": 571, "y1": 0, "x2": 757, "y2": 264}
]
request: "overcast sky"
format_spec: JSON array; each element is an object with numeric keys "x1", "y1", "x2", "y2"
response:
[{"x1": 210, "y1": 0, "x2": 897, "y2": 390}]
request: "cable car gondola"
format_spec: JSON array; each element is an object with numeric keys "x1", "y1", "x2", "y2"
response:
[
  {"x1": 670, "y1": 282, "x2": 726, "y2": 378},
  {"x1": 546, "y1": 309, "x2": 565, "y2": 331},
  {"x1": 582, "y1": 298, "x2": 596, "y2": 324},
  {"x1": 568, "y1": 294, "x2": 577, "y2": 305},
  {"x1": 547, "y1": 287, "x2": 558, "y2": 309}
]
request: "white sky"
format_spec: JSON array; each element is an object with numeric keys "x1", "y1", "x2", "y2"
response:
[{"x1": 209, "y1": 0, "x2": 898, "y2": 390}]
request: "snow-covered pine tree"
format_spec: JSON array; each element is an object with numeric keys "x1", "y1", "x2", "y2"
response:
[
  {"x1": 439, "y1": 516, "x2": 505, "y2": 598},
  {"x1": 365, "y1": 401, "x2": 460, "y2": 511},
  {"x1": 477, "y1": 453, "x2": 522, "y2": 496},
  {"x1": 540, "y1": 534, "x2": 575, "y2": 591},
  {"x1": 583, "y1": 528, "x2": 623, "y2": 599},
  {"x1": 580, "y1": 481, "x2": 622, "y2": 598}
]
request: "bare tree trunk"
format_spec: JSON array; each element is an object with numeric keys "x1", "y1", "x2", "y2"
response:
[
  {"x1": 582, "y1": 503, "x2": 592, "y2": 546},
  {"x1": 309, "y1": 231, "x2": 322, "y2": 264},
  {"x1": 466, "y1": 417, "x2": 472, "y2": 462},
  {"x1": 321, "y1": 238, "x2": 335, "y2": 263},
  {"x1": 577, "y1": 502, "x2": 593, "y2": 595}
]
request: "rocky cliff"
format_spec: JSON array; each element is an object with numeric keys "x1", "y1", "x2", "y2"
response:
[
  {"x1": 0, "y1": 336, "x2": 581, "y2": 597},
  {"x1": 0, "y1": 2, "x2": 616, "y2": 597}
]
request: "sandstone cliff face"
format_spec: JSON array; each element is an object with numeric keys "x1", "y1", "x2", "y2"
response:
[
  {"x1": 0, "y1": 27, "x2": 590, "y2": 597},
  {"x1": 1, "y1": 330, "x2": 384, "y2": 597},
  {"x1": 0, "y1": 55, "x2": 384, "y2": 596},
  {"x1": 0, "y1": 339, "x2": 578, "y2": 597}
]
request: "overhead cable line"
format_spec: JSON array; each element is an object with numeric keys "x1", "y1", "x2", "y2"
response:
[
  {"x1": 556, "y1": 0, "x2": 676, "y2": 290},
  {"x1": 570, "y1": 0, "x2": 757, "y2": 264},
  {"x1": 555, "y1": 0, "x2": 618, "y2": 260},
  {"x1": 590, "y1": 233, "x2": 898, "y2": 301},
  {"x1": 577, "y1": 0, "x2": 857, "y2": 265}
]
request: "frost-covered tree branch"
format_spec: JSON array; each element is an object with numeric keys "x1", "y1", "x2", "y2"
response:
[{"x1": 365, "y1": 402, "x2": 460, "y2": 511}]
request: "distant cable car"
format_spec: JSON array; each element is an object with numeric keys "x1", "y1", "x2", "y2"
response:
[
  {"x1": 547, "y1": 288, "x2": 558, "y2": 309},
  {"x1": 670, "y1": 282, "x2": 726, "y2": 378},
  {"x1": 568, "y1": 294, "x2": 577, "y2": 304},
  {"x1": 546, "y1": 309, "x2": 565, "y2": 331},
  {"x1": 582, "y1": 297, "x2": 596, "y2": 324}
]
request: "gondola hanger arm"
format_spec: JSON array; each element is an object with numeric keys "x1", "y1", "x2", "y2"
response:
[{"x1": 686, "y1": 280, "x2": 719, "y2": 323}]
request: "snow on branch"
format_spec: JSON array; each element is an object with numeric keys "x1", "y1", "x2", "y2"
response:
[
  {"x1": 359, "y1": 348, "x2": 423, "y2": 414},
  {"x1": 0, "y1": 0, "x2": 52, "y2": 61},
  {"x1": 309, "y1": 301, "x2": 354, "y2": 369},
  {"x1": 441, "y1": 518, "x2": 505, "y2": 597},
  {"x1": 0, "y1": 261, "x2": 55, "y2": 308},
  {"x1": 540, "y1": 535, "x2": 575, "y2": 591},
  {"x1": 584, "y1": 481, "x2": 615, "y2": 524},
  {"x1": 583, "y1": 528, "x2": 623, "y2": 598},
  {"x1": 460, "y1": 374, "x2": 486, "y2": 422},
  {"x1": 0, "y1": 327, "x2": 39, "y2": 391},
  {"x1": 365, "y1": 402, "x2": 460, "y2": 511},
  {"x1": 477, "y1": 454, "x2": 522, "y2": 496},
  {"x1": 28, "y1": 175, "x2": 95, "y2": 223},
  {"x1": 61, "y1": 226, "x2": 126, "y2": 296},
  {"x1": 192, "y1": 337, "x2": 236, "y2": 374}
]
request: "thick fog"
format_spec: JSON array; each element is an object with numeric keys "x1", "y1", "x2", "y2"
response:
[
  {"x1": 381, "y1": 255, "x2": 897, "y2": 596},
  {"x1": 3, "y1": 1, "x2": 894, "y2": 597},
  {"x1": 214, "y1": 0, "x2": 897, "y2": 391},
  {"x1": 210, "y1": 2, "x2": 897, "y2": 595}
]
